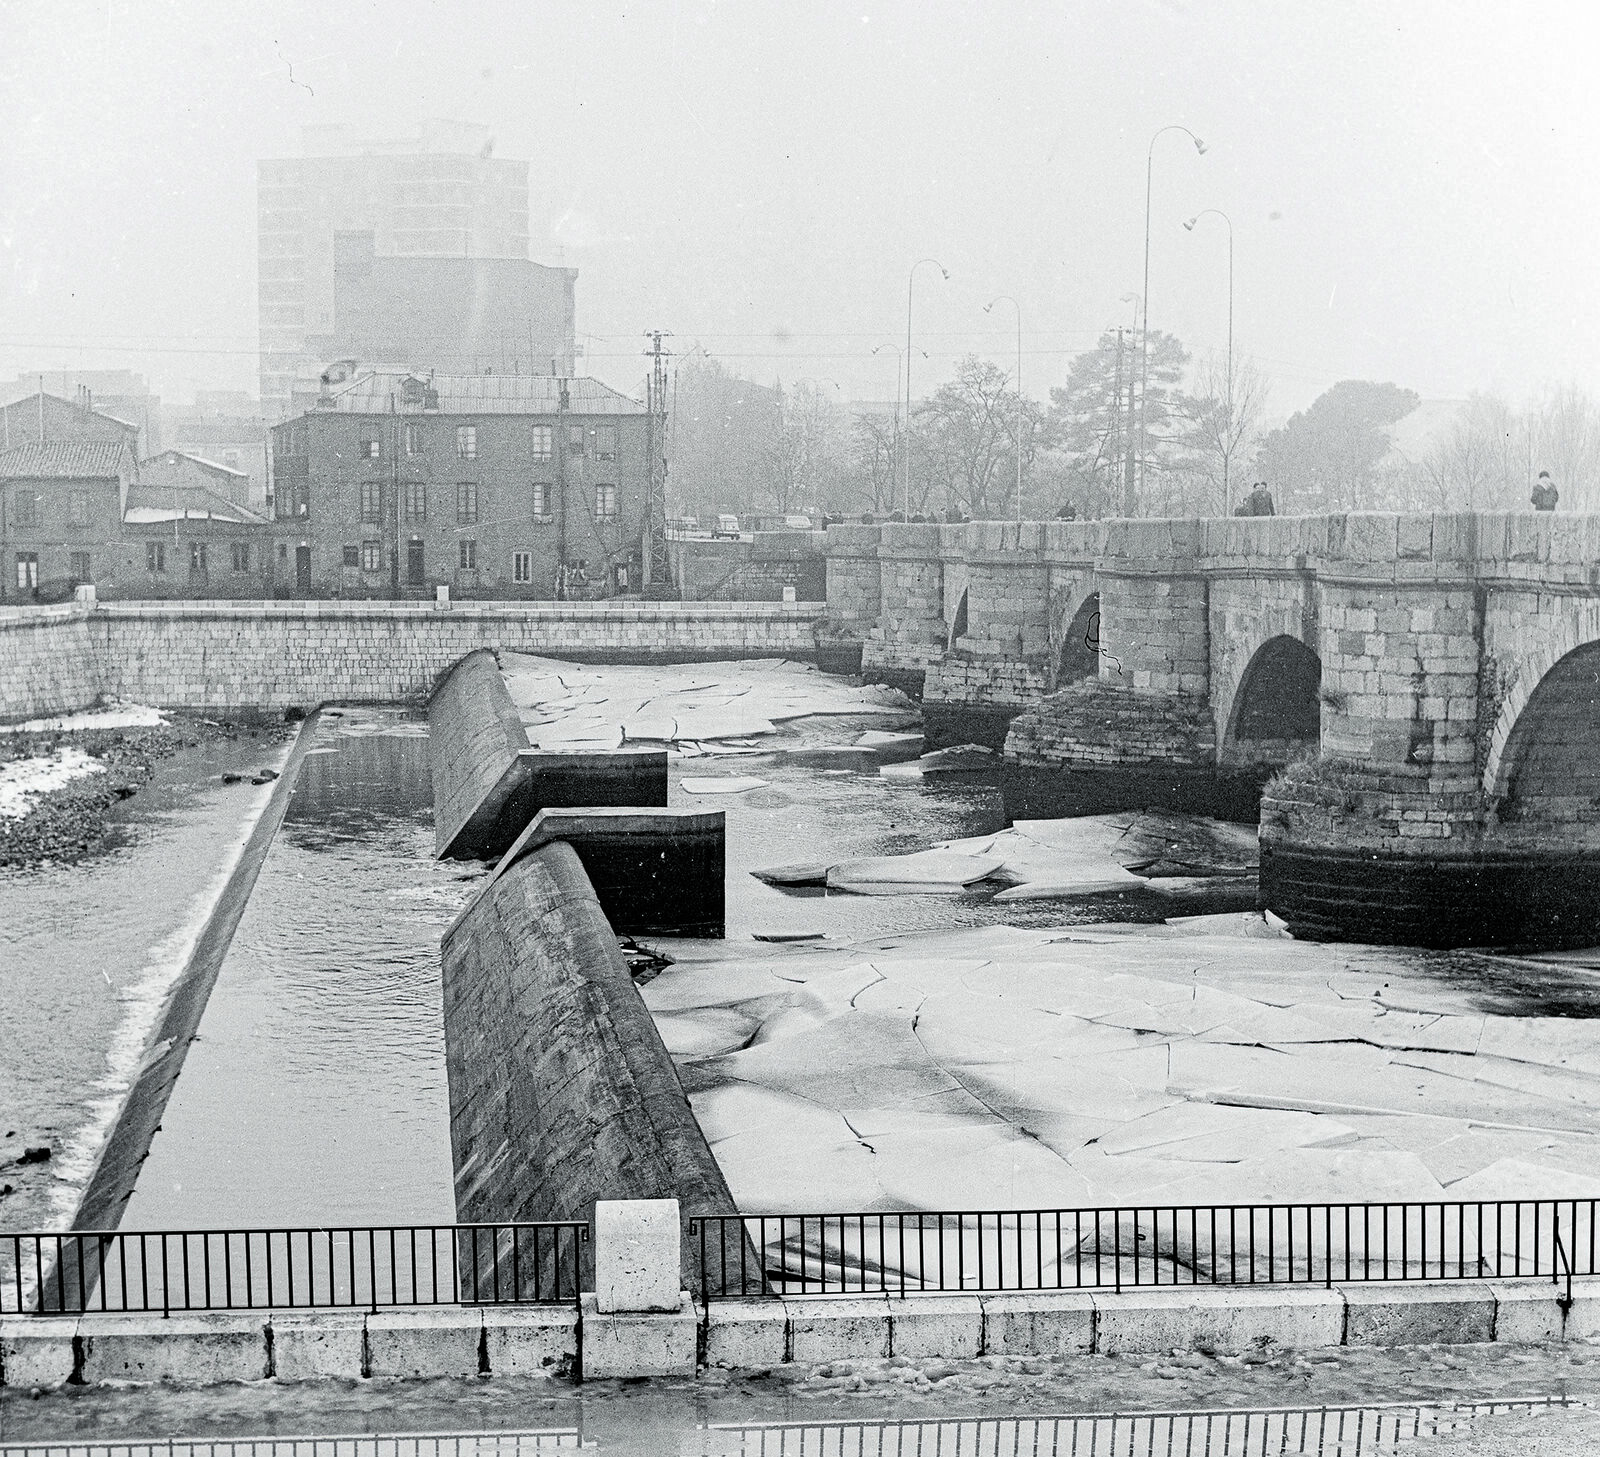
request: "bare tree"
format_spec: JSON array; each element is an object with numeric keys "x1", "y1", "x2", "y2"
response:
[
  {"x1": 915, "y1": 355, "x2": 1043, "y2": 518},
  {"x1": 1530, "y1": 384, "x2": 1600, "y2": 513},
  {"x1": 767, "y1": 381, "x2": 847, "y2": 515},
  {"x1": 848, "y1": 408, "x2": 900, "y2": 513},
  {"x1": 1178, "y1": 354, "x2": 1271, "y2": 515}
]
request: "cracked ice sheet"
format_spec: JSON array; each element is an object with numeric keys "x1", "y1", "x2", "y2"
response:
[
  {"x1": 645, "y1": 917, "x2": 1600, "y2": 1215},
  {"x1": 498, "y1": 654, "x2": 911, "y2": 748}
]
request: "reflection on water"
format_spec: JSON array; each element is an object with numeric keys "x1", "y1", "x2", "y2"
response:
[
  {"x1": 123, "y1": 710, "x2": 479, "y2": 1230},
  {"x1": 0, "y1": 1400, "x2": 1585, "y2": 1456}
]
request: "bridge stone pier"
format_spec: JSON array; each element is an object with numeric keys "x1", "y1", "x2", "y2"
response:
[{"x1": 822, "y1": 513, "x2": 1600, "y2": 949}]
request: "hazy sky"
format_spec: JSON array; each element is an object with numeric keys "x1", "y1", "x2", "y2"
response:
[{"x1": 2, "y1": 0, "x2": 1597, "y2": 417}]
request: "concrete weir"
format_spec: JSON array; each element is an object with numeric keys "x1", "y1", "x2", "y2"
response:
[
  {"x1": 430, "y1": 648, "x2": 668, "y2": 861},
  {"x1": 442, "y1": 840, "x2": 736, "y2": 1294}
]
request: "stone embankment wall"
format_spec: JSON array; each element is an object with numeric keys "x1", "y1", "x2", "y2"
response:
[
  {"x1": 442, "y1": 841, "x2": 736, "y2": 1294},
  {"x1": 0, "y1": 604, "x2": 103, "y2": 722},
  {"x1": 669, "y1": 531, "x2": 827, "y2": 602},
  {"x1": 0, "y1": 599, "x2": 826, "y2": 722}
]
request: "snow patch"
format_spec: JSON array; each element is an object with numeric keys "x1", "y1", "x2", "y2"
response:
[{"x1": 0, "y1": 748, "x2": 105, "y2": 818}]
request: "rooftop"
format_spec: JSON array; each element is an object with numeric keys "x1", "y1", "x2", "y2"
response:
[
  {"x1": 0, "y1": 441, "x2": 133, "y2": 479},
  {"x1": 311, "y1": 370, "x2": 647, "y2": 417},
  {"x1": 141, "y1": 449, "x2": 249, "y2": 480},
  {"x1": 124, "y1": 482, "x2": 266, "y2": 525}
]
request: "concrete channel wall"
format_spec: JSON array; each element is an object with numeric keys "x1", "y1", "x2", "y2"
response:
[
  {"x1": 442, "y1": 842, "x2": 738, "y2": 1294},
  {"x1": 2, "y1": 1278, "x2": 1595, "y2": 1389}
]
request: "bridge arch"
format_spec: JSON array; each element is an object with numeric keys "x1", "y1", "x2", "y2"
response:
[
  {"x1": 1221, "y1": 634, "x2": 1322, "y2": 767},
  {"x1": 1488, "y1": 639, "x2": 1600, "y2": 816},
  {"x1": 1056, "y1": 591, "x2": 1101, "y2": 685}
]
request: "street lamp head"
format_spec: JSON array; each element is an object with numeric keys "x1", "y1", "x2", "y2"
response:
[
  {"x1": 940, "y1": 267, "x2": 950, "y2": 280},
  {"x1": 982, "y1": 302, "x2": 993, "y2": 314},
  {"x1": 1193, "y1": 136, "x2": 1208, "y2": 154},
  {"x1": 1182, "y1": 217, "x2": 1198, "y2": 231}
]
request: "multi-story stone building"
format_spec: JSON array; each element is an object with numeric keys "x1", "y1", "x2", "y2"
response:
[
  {"x1": 267, "y1": 370, "x2": 652, "y2": 600},
  {"x1": 258, "y1": 122, "x2": 534, "y2": 417}
]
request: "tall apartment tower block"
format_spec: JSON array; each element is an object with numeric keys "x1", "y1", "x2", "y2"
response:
[{"x1": 257, "y1": 121, "x2": 537, "y2": 418}]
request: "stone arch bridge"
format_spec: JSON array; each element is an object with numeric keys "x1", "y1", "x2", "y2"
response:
[{"x1": 822, "y1": 515, "x2": 1600, "y2": 949}]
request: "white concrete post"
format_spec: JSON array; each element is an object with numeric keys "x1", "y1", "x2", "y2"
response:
[
  {"x1": 782, "y1": 585, "x2": 797, "y2": 603},
  {"x1": 595, "y1": 1197, "x2": 681, "y2": 1313},
  {"x1": 434, "y1": 585, "x2": 451, "y2": 609},
  {"x1": 73, "y1": 584, "x2": 96, "y2": 605},
  {"x1": 580, "y1": 1198, "x2": 695, "y2": 1379}
]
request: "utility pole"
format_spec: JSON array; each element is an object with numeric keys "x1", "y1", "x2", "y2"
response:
[
  {"x1": 556, "y1": 376, "x2": 570, "y2": 597},
  {"x1": 643, "y1": 330, "x2": 672, "y2": 591}
]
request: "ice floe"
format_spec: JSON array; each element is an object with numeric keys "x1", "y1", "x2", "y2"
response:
[
  {"x1": 499, "y1": 654, "x2": 913, "y2": 751},
  {"x1": 646, "y1": 918, "x2": 1600, "y2": 1225}
]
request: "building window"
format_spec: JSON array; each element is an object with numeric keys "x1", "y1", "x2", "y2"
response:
[
  {"x1": 405, "y1": 423, "x2": 424, "y2": 456},
  {"x1": 456, "y1": 425, "x2": 477, "y2": 460},
  {"x1": 231, "y1": 542, "x2": 250, "y2": 573},
  {"x1": 360, "y1": 480, "x2": 382, "y2": 523},
  {"x1": 568, "y1": 424, "x2": 586, "y2": 455},
  {"x1": 593, "y1": 425, "x2": 617, "y2": 460},
  {"x1": 190, "y1": 542, "x2": 207, "y2": 575},
  {"x1": 361, "y1": 540, "x2": 382, "y2": 572},
  {"x1": 512, "y1": 550, "x2": 533, "y2": 585},
  {"x1": 147, "y1": 543, "x2": 167, "y2": 574},
  {"x1": 456, "y1": 482, "x2": 478, "y2": 524},
  {"x1": 12, "y1": 493, "x2": 38, "y2": 528},
  {"x1": 595, "y1": 484, "x2": 617, "y2": 520},
  {"x1": 530, "y1": 424, "x2": 553, "y2": 461},
  {"x1": 458, "y1": 539, "x2": 477, "y2": 570},
  {"x1": 69, "y1": 491, "x2": 90, "y2": 527},
  {"x1": 342, "y1": 545, "x2": 360, "y2": 568},
  {"x1": 69, "y1": 551, "x2": 91, "y2": 584},
  {"x1": 531, "y1": 482, "x2": 551, "y2": 517},
  {"x1": 15, "y1": 552, "x2": 39, "y2": 589},
  {"x1": 403, "y1": 482, "x2": 426, "y2": 519},
  {"x1": 361, "y1": 437, "x2": 380, "y2": 460}
]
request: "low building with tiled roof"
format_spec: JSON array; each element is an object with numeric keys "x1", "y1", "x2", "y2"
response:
[{"x1": 1, "y1": 437, "x2": 137, "y2": 601}]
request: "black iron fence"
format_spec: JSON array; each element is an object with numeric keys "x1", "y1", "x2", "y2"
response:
[
  {"x1": 707, "y1": 1400, "x2": 1589, "y2": 1457},
  {"x1": 691, "y1": 1200, "x2": 1598, "y2": 1299},
  {"x1": 2, "y1": 1222, "x2": 588, "y2": 1316}
]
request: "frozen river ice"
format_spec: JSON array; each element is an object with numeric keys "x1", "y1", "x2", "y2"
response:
[{"x1": 63, "y1": 656, "x2": 1600, "y2": 1238}]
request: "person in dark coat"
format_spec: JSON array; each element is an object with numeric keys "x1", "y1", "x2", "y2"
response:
[
  {"x1": 1234, "y1": 481, "x2": 1276, "y2": 517},
  {"x1": 1531, "y1": 470, "x2": 1559, "y2": 511}
]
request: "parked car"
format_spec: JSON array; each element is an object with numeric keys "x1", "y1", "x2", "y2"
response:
[{"x1": 712, "y1": 514, "x2": 742, "y2": 539}]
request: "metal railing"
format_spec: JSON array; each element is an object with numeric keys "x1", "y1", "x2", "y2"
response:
[
  {"x1": 2, "y1": 1222, "x2": 588, "y2": 1316},
  {"x1": 709, "y1": 1400, "x2": 1589, "y2": 1457},
  {"x1": 691, "y1": 1199, "x2": 1598, "y2": 1299}
]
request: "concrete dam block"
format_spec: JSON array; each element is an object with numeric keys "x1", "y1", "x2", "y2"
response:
[
  {"x1": 430, "y1": 649, "x2": 670, "y2": 861},
  {"x1": 484, "y1": 806, "x2": 725, "y2": 939},
  {"x1": 442, "y1": 839, "x2": 739, "y2": 1295},
  {"x1": 430, "y1": 648, "x2": 531, "y2": 858}
]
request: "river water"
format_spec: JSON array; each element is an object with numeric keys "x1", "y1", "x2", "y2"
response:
[
  {"x1": 0, "y1": 730, "x2": 284, "y2": 1237},
  {"x1": 124, "y1": 709, "x2": 472, "y2": 1230}
]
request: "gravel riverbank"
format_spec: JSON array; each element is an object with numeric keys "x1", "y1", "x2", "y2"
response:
[{"x1": 0, "y1": 716, "x2": 291, "y2": 868}]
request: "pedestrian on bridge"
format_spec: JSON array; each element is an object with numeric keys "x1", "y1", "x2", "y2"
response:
[
  {"x1": 1532, "y1": 470, "x2": 1560, "y2": 511},
  {"x1": 1234, "y1": 481, "x2": 1276, "y2": 517}
]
